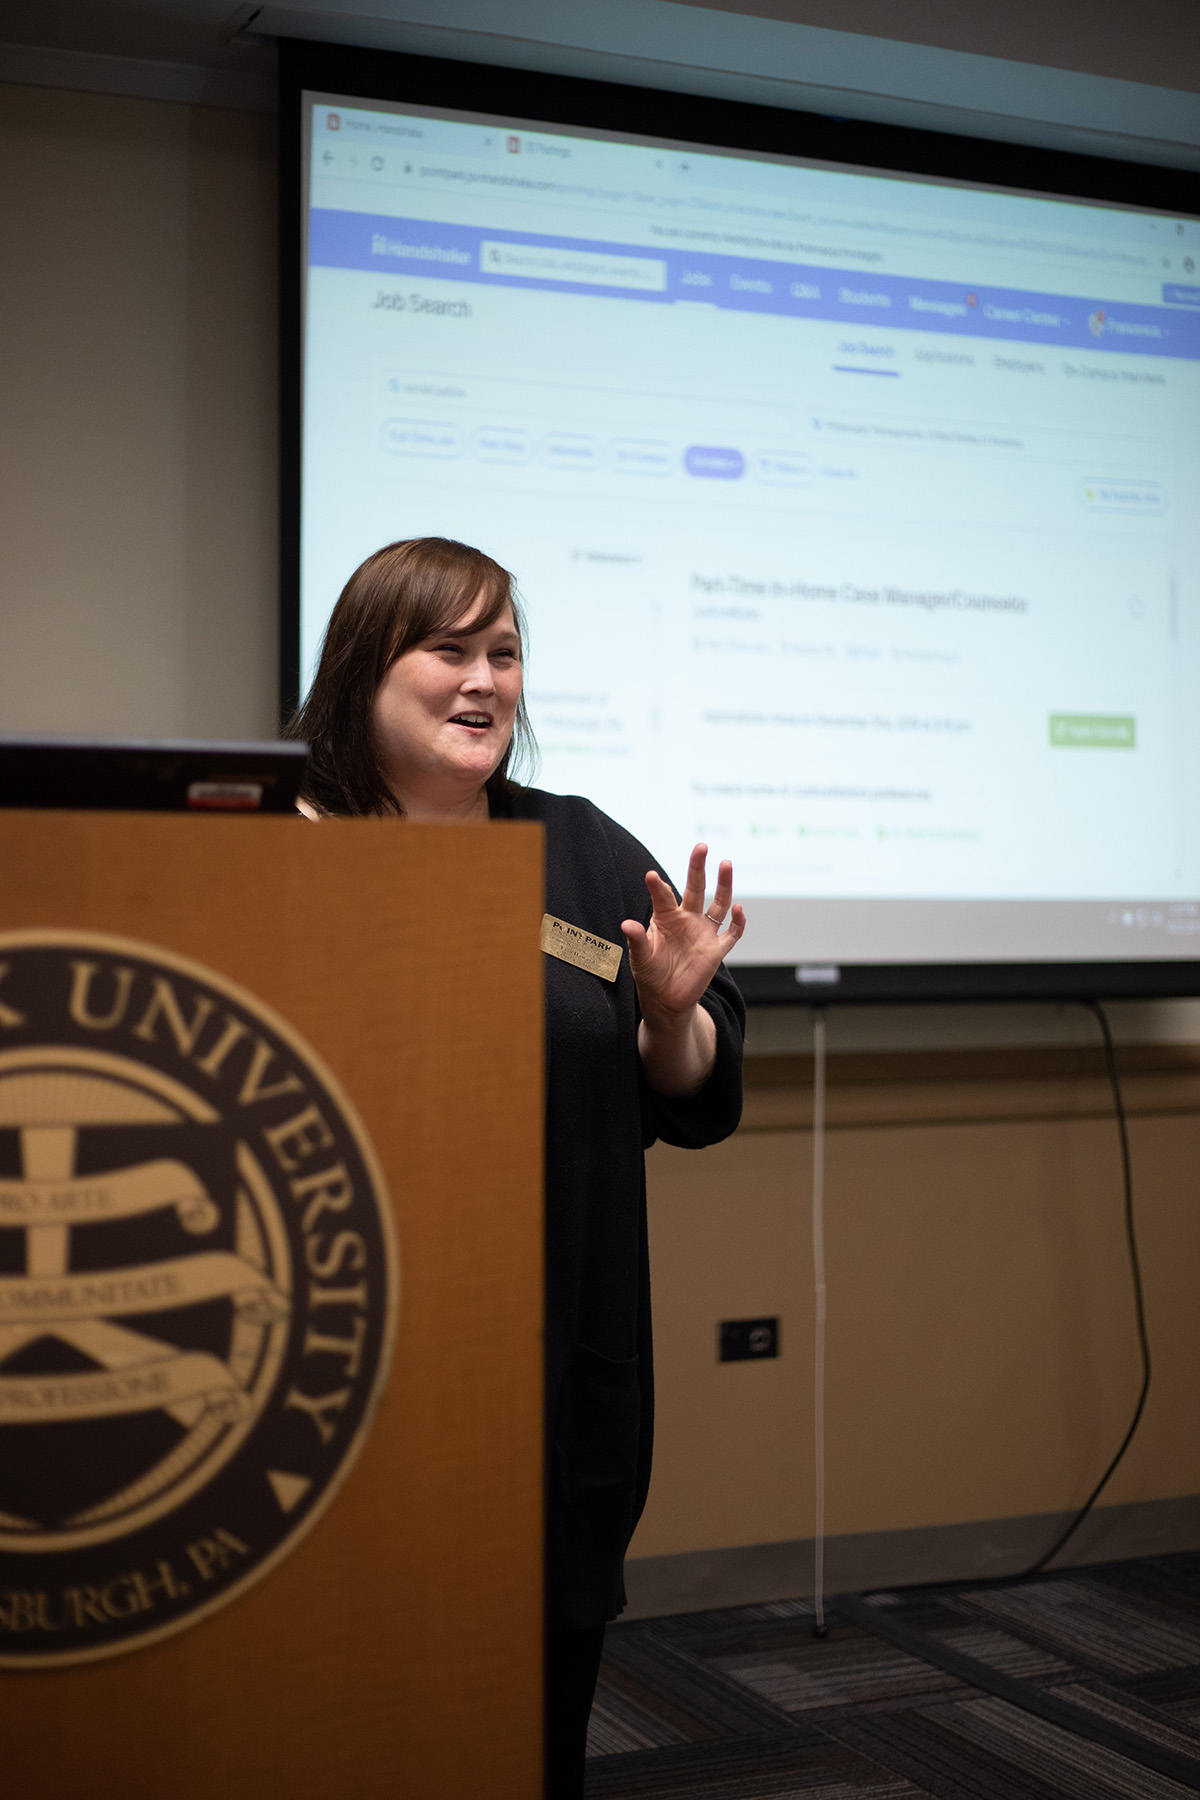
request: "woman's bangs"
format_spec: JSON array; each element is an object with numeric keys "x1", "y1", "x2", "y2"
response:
[
  {"x1": 383, "y1": 545, "x2": 517, "y2": 660},
  {"x1": 439, "y1": 569, "x2": 515, "y2": 639}
]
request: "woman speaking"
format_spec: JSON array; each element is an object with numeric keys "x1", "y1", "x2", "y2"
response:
[{"x1": 291, "y1": 537, "x2": 746, "y2": 1799}]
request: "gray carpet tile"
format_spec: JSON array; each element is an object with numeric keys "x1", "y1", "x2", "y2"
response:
[
  {"x1": 830, "y1": 1703, "x2": 1194, "y2": 1800},
  {"x1": 962, "y1": 1580, "x2": 1200, "y2": 1677},
  {"x1": 586, "y1": 1552, "x2": 1200, "y2": 1798},
  {"x1": 602, "y1": 1627, "x2": 803, "y2": 1738},
  {"x1": 1051, "y1": 1683, "x2": 1200, "y2": 1759},
  {"x1": 585, "y1": 1732, "x2": 937, "y2": 1798},
  {"x1": 712, "y1": 1632, "x2": 966, "y2": 1715},
  {"x1": 919, "y1": 1618, "x2": 1076, "y2": 1683},
  {"x1": 588, "y1": 1675, "x2": 698, "y2": 1756},
  {"x1": 918, "y1": 1694, "x2": 1198, "y2": 1800}
]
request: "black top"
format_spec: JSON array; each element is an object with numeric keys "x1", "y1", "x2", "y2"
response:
[{"x1": 495, "y1": 786, "x2": 746, "y2": 1629}]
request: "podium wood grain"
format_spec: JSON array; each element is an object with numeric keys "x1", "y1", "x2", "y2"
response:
[{"x1": 0, "y1": 811, "x2": 545, "y2": 1799}]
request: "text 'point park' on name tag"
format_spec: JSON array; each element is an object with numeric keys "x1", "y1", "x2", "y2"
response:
[{"x1": 540, "y1": 914, "x2": 624, "y2": 982}]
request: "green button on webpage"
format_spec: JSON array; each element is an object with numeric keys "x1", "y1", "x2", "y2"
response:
[{"x1": 1049, "y1": 713, "x2": 1136, "y2": 748}]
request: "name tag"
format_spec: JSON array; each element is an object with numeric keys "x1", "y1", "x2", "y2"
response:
[{"x1": 540, "y1": 913, "x2": 624, "y2": 982}]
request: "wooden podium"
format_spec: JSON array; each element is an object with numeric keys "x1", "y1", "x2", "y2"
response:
[{"x1": 0, "y1": 811, "x2": 545, "y2": 1799}]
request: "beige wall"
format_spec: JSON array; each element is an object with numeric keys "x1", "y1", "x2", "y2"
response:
[
  {"x1": 685, "y1": 0, "x2": 1200, "y2": 95},
  {"x1": 633, "y1": 1052, "x2": 1200, "y2": 1559},
  {"x1": 0, "y1": 84, "x2": 278, "y2": 739}
]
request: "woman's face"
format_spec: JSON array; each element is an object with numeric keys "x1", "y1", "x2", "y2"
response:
[{"x1": 371, "y1": 598, "x2": 523, "y2": 814}]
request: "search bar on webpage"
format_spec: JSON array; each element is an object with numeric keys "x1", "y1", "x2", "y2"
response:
[{"x1": 480, "y1": 240, "x2": 667, "y2": 290}]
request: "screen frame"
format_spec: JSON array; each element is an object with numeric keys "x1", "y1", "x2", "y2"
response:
[{"x1": 278, "y1": 36, "x2": 1200, "y2": 1004}]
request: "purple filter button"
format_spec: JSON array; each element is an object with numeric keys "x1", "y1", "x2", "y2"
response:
[{"x1": 684, "y1": 445, "x2": 745, "y2": 479}]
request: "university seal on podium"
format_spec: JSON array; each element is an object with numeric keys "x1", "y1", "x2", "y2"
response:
[{"x1": 0, "y1": 931, "x2": 398, "y2": 1667}]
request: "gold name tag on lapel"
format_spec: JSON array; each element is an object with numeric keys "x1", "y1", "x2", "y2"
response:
[{"x1": 540, "y1": 914, "x2": 624, "y2": 982}]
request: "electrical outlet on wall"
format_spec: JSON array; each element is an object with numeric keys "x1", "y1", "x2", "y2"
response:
[{"x1": 719, "y1": 1317, "x2": 779, "y2": 1361}]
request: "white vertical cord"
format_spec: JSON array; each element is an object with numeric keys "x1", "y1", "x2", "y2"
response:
[{"x1": 811, "y1": 1008, "x2": 828, "y2": 1637}]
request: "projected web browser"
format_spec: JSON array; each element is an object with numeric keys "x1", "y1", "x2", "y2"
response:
[{"x1": 300, "y1": 97, "x2": 1200, "y2": 969}]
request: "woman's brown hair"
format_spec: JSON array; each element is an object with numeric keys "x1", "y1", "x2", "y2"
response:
[{"x1": 287, "y1": 537, "x2": 536, "y2": 816}]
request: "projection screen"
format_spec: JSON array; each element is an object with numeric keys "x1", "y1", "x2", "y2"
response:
[{"x1": 286, "y1": 49, "x2": 1200, "y2": 1000}]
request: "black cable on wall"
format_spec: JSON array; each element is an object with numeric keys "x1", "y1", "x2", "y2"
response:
[{"x1": 1021, "y1": 999, "x2": 1152, "y2": 1576}]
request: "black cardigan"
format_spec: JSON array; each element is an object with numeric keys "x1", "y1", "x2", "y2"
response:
[{"x1": 495, "y1": 787, "x2": 745, "y2": 1629}]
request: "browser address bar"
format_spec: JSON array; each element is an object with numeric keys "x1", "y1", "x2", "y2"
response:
[{"x1": 480, "y1": 240, "x2": 667, "y2": 291}]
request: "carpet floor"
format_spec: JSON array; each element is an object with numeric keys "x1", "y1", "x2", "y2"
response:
[{"x1": 585, "y1": 1551, "x2": 1200, "y2": 1797}]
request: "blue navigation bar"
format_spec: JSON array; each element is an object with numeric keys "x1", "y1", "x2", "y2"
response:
[{"x1": 309, "y1": 209, "x2": 1200, "y2": 361}]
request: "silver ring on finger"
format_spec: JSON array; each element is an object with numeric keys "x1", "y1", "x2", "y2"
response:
[{"x1": 705, "y1": 908, "x2": 724, "y2": 926}]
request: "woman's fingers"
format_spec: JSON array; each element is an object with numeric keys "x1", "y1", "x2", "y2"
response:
[
  {"x1": 643, "y1": 856, "x2": 740, "y2": 934},
  {"x1": 644, "y1": 868, "x2": 681, "y2": 917},
  {"x1": 680, "y1": 842, "x2": 708, "y2": 912},
  {"x1": 708, "y1": 857, "x2": 734, "y2": 921},
  {"x1": 620, "y1": 919, "x2": 652, "y2": 983},
  {"x1": 620, "y1": 917, "x2": 649, "y2": 954},
  {"x1": 636, "y1": 852, "x2": 742, "y2": 972},
  {"x1": 720, "y1": 902, "x2": 746, "y2": 948},
  {"x1": 627, "y1": 878, "x2": 745, "y2": 1016}
]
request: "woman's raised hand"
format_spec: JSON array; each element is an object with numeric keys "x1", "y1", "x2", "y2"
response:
[{"x1": 621, "y1": 843, "x2": 746, "y2": 1024}]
